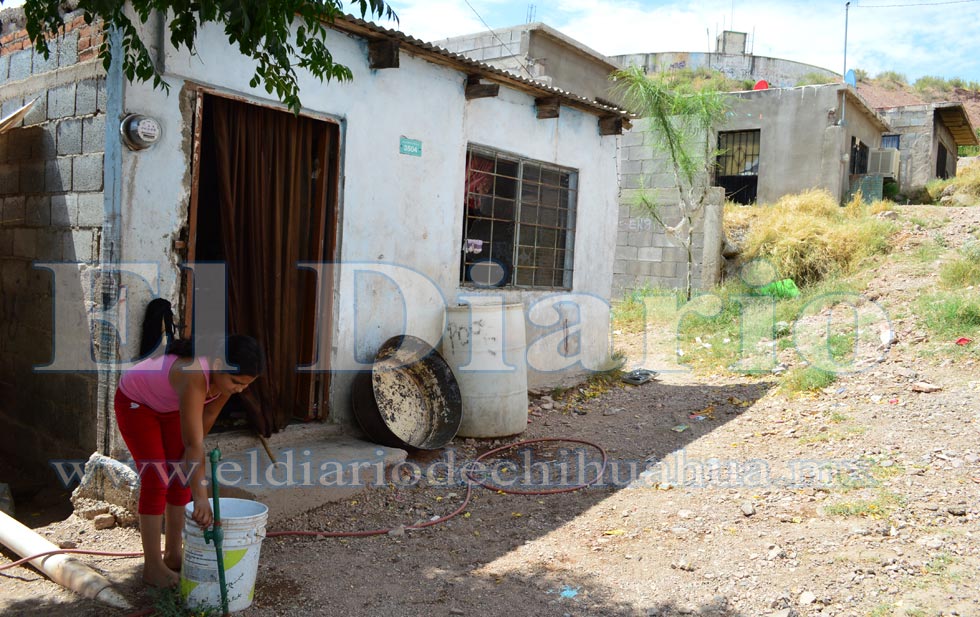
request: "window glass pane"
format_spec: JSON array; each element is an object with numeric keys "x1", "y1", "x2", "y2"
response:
[
  {"x1": 521, "y1": 180, "x2": 540, "y2": 205},
  {"x1": 492, "y1": 197, "x2": 515, "y2": 221},
  {"x1": 537, "y1": 228, "x2": 558, "y2": 248},
  {"x1": 540, "y1": 168, "x2": 561, "y2": 188},
  {"x1": 522, "y1": 163, "x2": 541, "y2": 183},
  {"x1": 540, "y1": 185, "x2": 561, "y2": 207},
  {"x1": 520, "y1": 202, "x2": 538, "y2": 224}
]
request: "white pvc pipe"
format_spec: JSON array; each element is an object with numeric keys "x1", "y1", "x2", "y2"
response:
[{"x1": 0, "y1": 511, "x2": 131, "y2": 609}]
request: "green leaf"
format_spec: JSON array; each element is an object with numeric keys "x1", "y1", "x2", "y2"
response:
[{"x1": 20, "y1": 0, "x2": 397, "y2": 113}]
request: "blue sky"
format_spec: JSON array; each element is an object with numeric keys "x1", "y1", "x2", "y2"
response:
[
  {"x1": 2, "y1": 0, "x2": 977, "y2": 83},
  {"x1": 380, "y1": 0, "x2": 980, "y2": 83}
]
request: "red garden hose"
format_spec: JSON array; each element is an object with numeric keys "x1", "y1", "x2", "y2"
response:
[{"x1": 1, "y1": 438, "x2": 607, "y2": 615}]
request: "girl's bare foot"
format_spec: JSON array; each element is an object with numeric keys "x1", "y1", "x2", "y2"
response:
[
  {"x1": 163, "y1": 550, "x2": 182, "y2": 572},
  {"x1": 143, "y1": 561, "x2": 179, "y2": 588}
]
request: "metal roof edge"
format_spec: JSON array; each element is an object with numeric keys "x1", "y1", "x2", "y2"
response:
[{"x1": 330, "y1": 15, "x2": 630, "y2": 120}]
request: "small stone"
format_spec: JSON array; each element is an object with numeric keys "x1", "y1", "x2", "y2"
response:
[
  {"x1": 79, "y1": 505, "x2": 111, "y2": 520},
  {"x1": 671, "y1": 558, "x2": 695, "y2": 572},
  {"x1": 770, "y1": 610, "x2": 796, "y2": 617},
  {"x1": 911, "y1": 381, "x2": 942, "y2": 393},
  {"x1": 449, "y1": 610, "x2": 465, "y2": 616},
  {"x1": 893, "y1": 366, "x2": 917, "y2": 379},
  {"x1": 798, "y1": 591, "x2": 816, "y2": 606},
  {"x1": 93, "y1": 513, "x2": 116, "y2": 530},
  {"x1": 947, "y1": 506, "x2": 967, "y2": 516},
  {"x1": 388, "y1": 525, "x2": 406, "y2": 537},
  {"x1": 677, "y1": 509, "x2": 693, "y2": 519},
  {"x1": 741, "y1": 501, "x2": 756, "y2": 517},
  {"x1": 58, "y1": 540, "x2": 78, "y2": 549}
]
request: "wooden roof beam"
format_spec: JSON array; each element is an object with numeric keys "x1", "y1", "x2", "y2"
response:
[
  {"x1": 465, "y1": 75, "x2": 500, "y2": 100},
  {"x1": 535, "y1": 96, "x2": 560, "y2": 119},
  {"x1": 599, "y1": 116, "x2": 625, "y2": 136},
  {"x1": 369, "y1": 39, "x2": 400, "y2": 69}
]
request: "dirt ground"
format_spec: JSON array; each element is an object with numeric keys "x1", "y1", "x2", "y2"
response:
[{"x1": 1, "y1": 206, "x2": 979, "y2": 617}]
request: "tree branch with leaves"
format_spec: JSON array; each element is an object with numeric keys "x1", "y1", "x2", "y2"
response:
[
  {"x1": 613, "y1": 65, "x2": 730, "y2": 300},
  {"x1": 18, "y1": 0, "x2": 397, "y2": 113}
]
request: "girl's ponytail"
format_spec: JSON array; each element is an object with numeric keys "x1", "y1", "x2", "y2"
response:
[{"x1": 139, "y1": 298, "x2": 183, "y2": 358}]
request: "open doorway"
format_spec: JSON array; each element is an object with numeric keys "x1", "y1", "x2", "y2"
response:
[{"x1": 185, "y1": 92, "x2": 340, "y2": 434}]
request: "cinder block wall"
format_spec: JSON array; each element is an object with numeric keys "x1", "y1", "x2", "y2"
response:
[
  {"x1": 0, "y1": 14, "x2": 106, "y2": 468},
  {"x1": 613, "y1": 120, "x2": 709, "y2": 296}
]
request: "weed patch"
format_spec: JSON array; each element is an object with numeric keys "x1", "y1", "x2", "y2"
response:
[
  {"x1": 940, "y1": 241, "x2": 980, "y2": 288},
  {"x1": 824, "y1": 491, "x2": 905, "y2": 518},
  {"x1": 782, "y1": 366, "x2": 836, "y2": 393},
  {"x1": 940, "y1": 258, "x2": 980, "y2": 288},
  {"x1": 150, "y1": 588, "x2": 221, "y2": 617},
  {"x1": 919, "y1": 294, "x2": 980, "y2": 339}
]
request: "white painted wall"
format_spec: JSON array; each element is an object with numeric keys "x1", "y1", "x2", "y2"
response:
[{"x1": 118, "y1": 18, "x2": 619, "y2": 424}]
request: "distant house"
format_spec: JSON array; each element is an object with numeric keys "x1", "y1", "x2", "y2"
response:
[
  {"x1": 716, "y1": 83, "x2": 891, "y2": 204},
  {"x1": 876, "y1": 102, "x2": 978, "y2": 194}
]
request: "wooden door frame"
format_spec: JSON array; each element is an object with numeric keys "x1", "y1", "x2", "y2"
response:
[{"x1": 182, "y1": 85, "x2": 341, "y2": 421}]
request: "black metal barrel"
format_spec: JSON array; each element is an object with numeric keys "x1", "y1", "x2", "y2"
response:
[{"x1": 351, "y1": 335, "x2": 462, "y2": 450}]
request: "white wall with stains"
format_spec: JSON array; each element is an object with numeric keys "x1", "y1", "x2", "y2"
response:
[{"x1": 118, "y1": 18, "x2": 619, "y2": 425}]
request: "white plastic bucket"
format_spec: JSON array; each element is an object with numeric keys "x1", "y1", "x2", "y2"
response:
[
  {"x1": 442, "y1": 302, "x2": 528, "y2": 437},
  {"x1": 181, "y1": 498, "x2": 268, "y2": 613}
]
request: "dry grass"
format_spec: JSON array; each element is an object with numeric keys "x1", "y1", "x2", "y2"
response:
[
  {"x1": 725, "y1": 190, "x2": 897, "y2": 286},
  {"x1": 951, "y1": 160, "x2": 980, "y2": 199}
]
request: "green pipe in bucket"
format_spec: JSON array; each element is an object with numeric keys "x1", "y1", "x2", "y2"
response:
[{"x1": 203, "y1": 448, "x2": 229, "y2": 616}]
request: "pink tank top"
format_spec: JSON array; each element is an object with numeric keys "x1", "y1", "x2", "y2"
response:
[{"x1": 119, "y1": 354, "x2": 220, "y2": 412}]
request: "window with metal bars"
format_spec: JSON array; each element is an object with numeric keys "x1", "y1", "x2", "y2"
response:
[
  {"x1": 716, "y1": 129, "x2": 761, "y2": 204},
  {"x1": 461, "y1": 146, "x2": 578, "y2": 289}
]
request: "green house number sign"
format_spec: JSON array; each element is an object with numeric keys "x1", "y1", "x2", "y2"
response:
[{"x1": 399, "y1": 137, "x2": 422, "y2": 157}]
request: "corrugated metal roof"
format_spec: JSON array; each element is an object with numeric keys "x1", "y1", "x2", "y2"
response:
[{"x1": 331, "y1": 15, "x2": 631, "y2": 120}]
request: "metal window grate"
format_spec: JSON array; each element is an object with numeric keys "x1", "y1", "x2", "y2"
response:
[
  {"x1": 461, "y1": 146, "x2": 577, "y2": 289},
  {"x1": 716, "y1": 130, "x2": 761, "y2": 204},
  {"x1": 716, "y1": 130, "x2": 760, "y2": 177}
]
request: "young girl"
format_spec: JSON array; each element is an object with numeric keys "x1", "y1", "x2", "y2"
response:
[{"x1": 116, "y1": 301, "x2": 265, "y2": 587}]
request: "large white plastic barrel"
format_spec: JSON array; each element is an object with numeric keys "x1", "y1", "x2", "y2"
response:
[
  {"x1": 181, "y1": 498, "x2": 268, "y2": 613},
  {"x1": 442, "y1": 302, "x2": 528, "y2": 437}
]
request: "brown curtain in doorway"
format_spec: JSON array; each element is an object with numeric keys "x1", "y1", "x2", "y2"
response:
[{"x1": 209, "y1": 97, "x2": 330, "y2": 435}]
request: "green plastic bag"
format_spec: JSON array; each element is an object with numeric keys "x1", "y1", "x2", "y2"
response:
[{"x1": 755, "y1": 278, "x2": 800, "y2": 299}]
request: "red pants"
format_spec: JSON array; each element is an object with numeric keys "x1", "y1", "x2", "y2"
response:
[{"x1": 114, "y1": 389, "x2": 192, "y2": 515}]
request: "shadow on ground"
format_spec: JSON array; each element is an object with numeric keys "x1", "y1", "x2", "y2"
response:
[{"x1": 2, "y1": 379, "x2": 773, "y2": 616}]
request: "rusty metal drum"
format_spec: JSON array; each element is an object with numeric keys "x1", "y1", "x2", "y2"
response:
[{"x1": 351, "y1": 335, "x2": 462, "y2": 450}]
